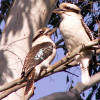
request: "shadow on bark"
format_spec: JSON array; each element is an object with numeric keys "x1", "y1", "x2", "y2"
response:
[
  {"x1": 3, "y1": 0, "x2": 34, "y2": 47},
  {"x1": 0, "y1": 50, "x2": 13, "y2": 85},
  {"x1": 38, "y1": 89, "x2": 82, "y2": 100}
]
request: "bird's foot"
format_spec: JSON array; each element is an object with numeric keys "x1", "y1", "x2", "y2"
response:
[
  {"x1": 81, "y1": 43, "x2": 86, "y2": 50},
  {"x1": 66, "y1": 52, "x2": 71, "y2": 58},
  {"x1": 25, "y1": 66, "x2": 34, "y2": 77},
  {"x1": 41, "y1": 66, "x2": 48, "y2": 73},
  {"x1": 38, "y1": 66, "x2": 48, "y2": 77}
]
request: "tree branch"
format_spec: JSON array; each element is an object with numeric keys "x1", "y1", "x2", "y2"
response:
[
  {"x1": 0, "y1": 78, "x2": 24, "y2": 92},
  {"x1": 74, "y1": 72, "x2": 100, "y2": 94},
  {"x1": 0, "y1": 82, "x2": 26, "y2": 100},
  {"x1": 0, "y1": 38, "x2": 100, "y2": 99}
]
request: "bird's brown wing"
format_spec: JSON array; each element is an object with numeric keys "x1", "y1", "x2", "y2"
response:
[
  {"x1": 21, "y1": 42, "x2": 54, "y2": 95},
  {"x1": 81, "y1": 19, "x2": 94, "y2": 41},
  {"x1": 21, "y1": 42, "x2": 53, "y2": 78}
]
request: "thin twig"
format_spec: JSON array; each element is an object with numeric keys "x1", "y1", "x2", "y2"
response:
[
  {"x1": 55, "y1": 38, "x2": 64, "y2": 46},
  {"x1": 64, "y1": 70, "x2": 79, "y2": 77}
]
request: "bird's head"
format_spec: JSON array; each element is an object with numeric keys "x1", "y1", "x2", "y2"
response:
[
  {"x1": 38, "y1": 27, "x2": 56, "y2": 37},
  {"x1": 53, "y1": 3, "x2": 81, "y2": 16},
  {"x1": 32, "y1": 27, "x2": 56, "y2": 42}
]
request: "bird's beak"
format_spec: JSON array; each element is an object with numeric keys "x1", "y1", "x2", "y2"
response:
[
  {"x1": 46, "y1": 28, "x2": 57, "y2": 36},
  {"x1": 53, "y1": 8, "x2": 66, "y2": 14}
]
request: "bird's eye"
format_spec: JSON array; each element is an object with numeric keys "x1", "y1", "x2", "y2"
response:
[
  {"x1": 65, "y1": 6, "x2": 70, "y2": 10},
  {"x1": 40, "y1": 31, "x2": 44, "y2": 34}
]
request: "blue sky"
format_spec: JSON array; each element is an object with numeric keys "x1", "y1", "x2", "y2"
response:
[{"x1": 0, "y1": 0, "x2": 99, "y2": 100}]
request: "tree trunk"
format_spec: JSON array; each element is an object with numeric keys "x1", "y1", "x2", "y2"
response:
[{"x1": 0, "y1": 0, "x2": 57, "y2": 99}]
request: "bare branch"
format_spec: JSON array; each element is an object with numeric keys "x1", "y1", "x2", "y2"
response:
[
  {"x1": 0, "y1": 82, "x2": 26, "y2": 100},
  {"x1": 74, "y1": 72, "x2": 100, "y2": 94},
  {"x1": 0, "y1": 78, "x2": 24, "y2": 92},
  {"x1": 0, "y1": 38, "x2": 100, "y2": 99}
]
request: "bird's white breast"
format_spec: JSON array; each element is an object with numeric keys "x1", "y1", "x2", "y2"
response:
[
  {"x1": 32, "y1": 35, "x2": 56, "y2": 77},
  {"x1": 60, "y1": 12, "x2": 90, "y2": 52}
]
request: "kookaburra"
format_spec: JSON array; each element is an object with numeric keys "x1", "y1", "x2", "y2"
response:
[
  {"x1": 21, "y1": 27, "x2": 56, "y2": 95},
  {"x1": 53, "y1": 3, "x2": 94, "y2": 85}
]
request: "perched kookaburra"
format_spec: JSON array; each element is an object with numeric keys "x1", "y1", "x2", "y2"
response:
[
  {"x1": 21, "y1": 27, "x2": 56, "y2": 95},
  {"x1": 53, "y1": 3, "x2": 94, "y2": 85}
]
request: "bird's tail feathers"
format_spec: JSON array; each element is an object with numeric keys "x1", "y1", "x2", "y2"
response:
[
  {"x1": 80, "y1": 58, "x2": 90, "y2": 84},
  {"x1": 24, "y1": 69, "x2": 35, "y2": 95}
]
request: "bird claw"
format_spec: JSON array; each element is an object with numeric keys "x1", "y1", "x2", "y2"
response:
[
  {"x1": 81, "y1": 43, "x2": 85, "y2": 50},
  {"x1": 38, "y1": 66, "x2": 47, "y2": 77},
  {"x1": 66, "y1": 52, "x2": 71, "y2": 58},
  {"x1": 41, "y1": 66, "x2": 48, "y2": 73},
  {"x1": 25, "y1": 67, "x2": 34, "y2": 77}
]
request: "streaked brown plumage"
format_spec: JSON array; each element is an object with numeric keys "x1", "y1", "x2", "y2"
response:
[{"x1": 21, "y1": 27, "x2": 56, "y2": 95}]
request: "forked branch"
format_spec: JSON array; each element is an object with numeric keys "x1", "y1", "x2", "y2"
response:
[{"x1": 0, "y1": 38, "x2": 100, "y2": 99}]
